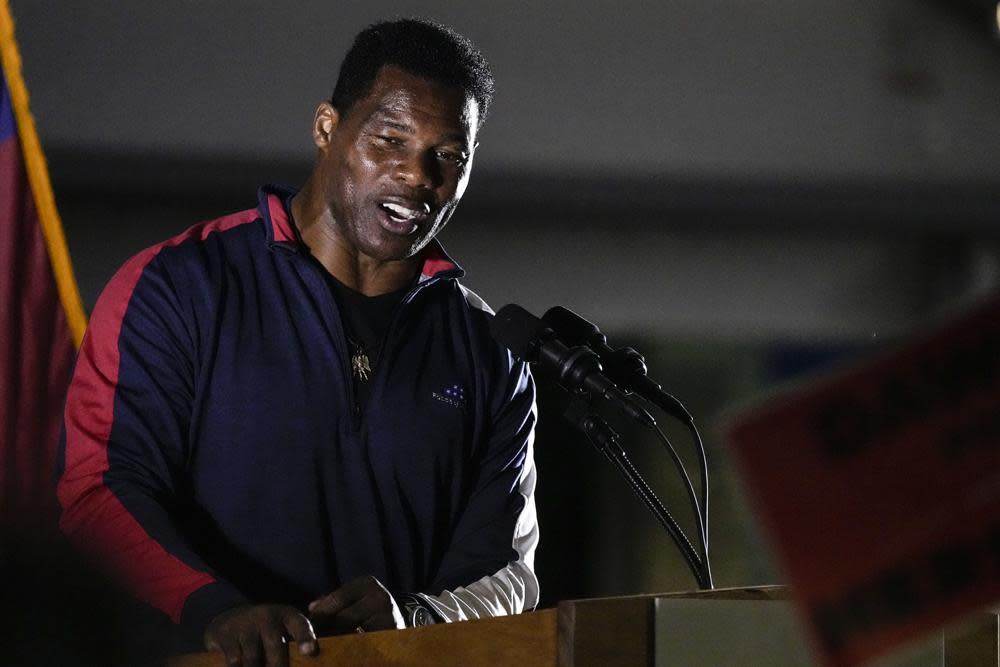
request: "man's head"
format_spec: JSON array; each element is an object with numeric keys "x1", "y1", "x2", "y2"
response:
[
  {"x1": 331, "y1": 19, "x2": 494, "y2": 130},
  {"x1": 305, "y1": 19, "x2": 494, "y2": 268}
]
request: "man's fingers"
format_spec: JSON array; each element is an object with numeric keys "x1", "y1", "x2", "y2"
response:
[
  {"x1": 307, "y1": 591, "x2": 346, "y2": 617},
  {"x1": 281, "y1": 609, "x2": 319, "y2": 656},
  {"x1": 353, "y1": 603, "x2": 396, "y2": 633},
  {"x1": 307, "y1": 575, "x2": 374, "y2": 616},
  {"x1": 260, "y1": 627, "x2": 289, "y2": 667},
  {"x1": 238, "y1": 632, "x2": 263, "y2": 667},
  {"x1": 215, "y1": 637, "x2": 242, "y2": 667},
  {"x1": 317, "y1": 591, "x2": 395, "y2": 634},
  {"x1": 203, "y1": 604, "x2": 314, "y2": 667},
  {"x1": 317, "y1": 597, "x2": 370, "y2": 634},
  {"x1": 308, "y1": 576, "x2": 405, "y2": 634}
]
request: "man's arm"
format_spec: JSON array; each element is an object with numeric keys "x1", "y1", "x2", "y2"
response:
[
  {"x1": 416, "y1": 353, "x2": 540, "y2": 622},
  {"x1": 57, "y1": 250, "x2": 262, "y2": 640}
]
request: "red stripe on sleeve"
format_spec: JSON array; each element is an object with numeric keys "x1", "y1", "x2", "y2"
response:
[{"x1": 58, "y1": 208, "x2": 257, "y2": 622}]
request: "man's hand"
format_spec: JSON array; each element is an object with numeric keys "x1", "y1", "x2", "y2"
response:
[
  {"x1": 307, "y1": 575, "x2": 406, "y2": 634},
  {"x1": 203, "y1": 604, "x2": 319, "y2": 667}
]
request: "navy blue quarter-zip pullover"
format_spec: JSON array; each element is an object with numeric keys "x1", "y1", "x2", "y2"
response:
[{"x1": 57, "y1": 185, "x2": 539, "y2": 639}]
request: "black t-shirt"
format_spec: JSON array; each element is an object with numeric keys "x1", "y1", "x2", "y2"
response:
[
  {"x1": 324, "y1": 273, "x2": 413, "y2": 408},
  {"x1": 284, "y1": 193, "x2": 414, "y2": 408}
]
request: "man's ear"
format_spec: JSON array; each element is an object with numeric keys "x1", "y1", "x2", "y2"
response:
[{"x1": 312, "y1": 101, "x2": 340, "y2": 149}]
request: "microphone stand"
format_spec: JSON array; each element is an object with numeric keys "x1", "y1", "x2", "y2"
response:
[
  {"x1": 602, "y1": 346, "x2": 713, "y2": 588},
  {"x1": 562, "y1": 397, "x2": 711, "y2": 590},
  {"x1": 538, "y1": 306, "x2": 713, "y2": 588}
]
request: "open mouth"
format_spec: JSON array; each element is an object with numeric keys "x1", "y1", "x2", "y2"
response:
[{"x1": 378, "y1": 200, "x2": 431, "y2": 234}]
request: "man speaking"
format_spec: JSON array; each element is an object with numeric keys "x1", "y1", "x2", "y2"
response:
[{"x1": 57, "y1": 18, "x2": 538, "y2": 666}]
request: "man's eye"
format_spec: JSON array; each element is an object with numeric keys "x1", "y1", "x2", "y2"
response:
[
  {"x1": 376, "y1": 135, "x2": 404, "y2": 146},
  {"x1": 435, "y1": 150, "x2": 466, "y2": 165}
]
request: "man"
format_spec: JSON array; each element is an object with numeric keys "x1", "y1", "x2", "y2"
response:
[{"x1": 57, "y1": 19, "x2": 539, "y2": 666}]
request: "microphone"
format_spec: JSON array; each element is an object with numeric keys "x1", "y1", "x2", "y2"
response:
[
  {"x1": 542, "y1": 306, "x2": 692, "y2": 423},
  {"x1": 490, "y1": 304, "x2": 656, "y2": 428}
]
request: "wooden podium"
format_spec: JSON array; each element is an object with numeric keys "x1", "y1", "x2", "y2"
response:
[{"x1": 170, "y1": 587, "x2": 999, "y2": 666}]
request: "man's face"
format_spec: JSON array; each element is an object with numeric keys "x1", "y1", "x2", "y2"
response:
[{"x1": 314, "y1": 65, "x2": 479, "y2": 262}]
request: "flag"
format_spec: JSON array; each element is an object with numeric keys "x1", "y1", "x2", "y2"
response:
[{"x1": 0, "y1": 0, "x2": 87, "y2": 535}]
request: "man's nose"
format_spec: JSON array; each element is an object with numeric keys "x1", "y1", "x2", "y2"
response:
[{"x1": 394, "y1": 151, "x2": 441, "y2": 189}]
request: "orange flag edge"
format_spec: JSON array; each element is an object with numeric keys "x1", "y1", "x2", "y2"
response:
[{"x1": 0, "y1": 0, "x2": 88, "y2": 347}]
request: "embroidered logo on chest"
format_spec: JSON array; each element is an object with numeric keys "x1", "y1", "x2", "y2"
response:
[{"x1": 432, "y1": 383, "x2": 467, "y2": 411}]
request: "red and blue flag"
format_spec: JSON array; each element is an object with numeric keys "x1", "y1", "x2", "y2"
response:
[{"x1": 1, "y1": 2, "x2": 87, "y2": 535}]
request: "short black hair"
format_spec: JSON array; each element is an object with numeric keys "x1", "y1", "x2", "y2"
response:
[{"x1": 331, "y1": 18, "x2": 495, "y2": 126}]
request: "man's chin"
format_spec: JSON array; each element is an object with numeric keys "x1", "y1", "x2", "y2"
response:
[{"x1": 359, "y1": 236, "x2": 427, "y2": 264}]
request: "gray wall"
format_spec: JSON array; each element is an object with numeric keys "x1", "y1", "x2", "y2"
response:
[
  {"x1": 15, "y1": 1, "x2": 1000, "y2": 180},
  {"x1": 16, "y1": 0, "x2": 1000, "y2": 339}
]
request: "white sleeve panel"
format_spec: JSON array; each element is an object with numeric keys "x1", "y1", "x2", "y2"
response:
[{"x1": 418, "y1": 425, "x2": 540, "y2": 620}]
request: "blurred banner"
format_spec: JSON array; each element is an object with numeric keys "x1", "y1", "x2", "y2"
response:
[
  {"x1": 0, "y1": 1, "x2": 87, "y2": 534},
  {"x1": 729, "y1": 292, "x2": 1000, "y2": 667}
]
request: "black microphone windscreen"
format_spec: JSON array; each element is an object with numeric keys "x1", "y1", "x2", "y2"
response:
[
  {"x1": 542, "y1": 306, "x2": 599, "y2": 345},
  {"x1": 490, "y1": 304, "x2": 547, "y2": 361}
]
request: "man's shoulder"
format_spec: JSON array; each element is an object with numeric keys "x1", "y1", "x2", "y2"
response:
[
  {"x1": 446, "y1": 281, "x2": 530, "y2": 376},
  {"x1": 151, "y1": 206, "x2": 264, "y2": 264},
  {"x1": 91, "y1": 206, "x2": 264, "y2": 320},
  {"x1": 455, "y1": 282, "x2": 494, "y2": 316},
  {"x1": 117, "y1": 206, "x2": 263, "y2": 279}
]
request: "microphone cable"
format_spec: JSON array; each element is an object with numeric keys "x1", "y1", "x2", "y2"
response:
[
  {"x1": 541, "y1": 305, "x2": 713, "y2": 588},
  {"x1": 568, "y1": 401, "x2": 709, "y2": 589},
  {"x1": 652, "y1": 420, "x2": 711, "y2": 586}
]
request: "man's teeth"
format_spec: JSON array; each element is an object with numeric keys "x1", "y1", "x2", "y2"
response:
[{"x1": 382, "y1": 202, "x2": 425, "y2": 221}]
